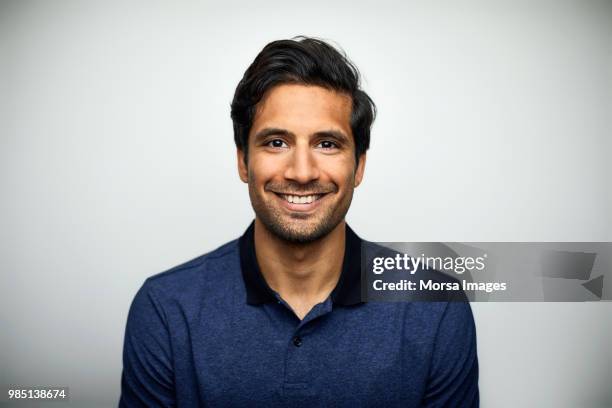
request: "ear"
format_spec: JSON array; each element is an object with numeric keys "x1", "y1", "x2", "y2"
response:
[
  {"x1": 237, "y1": 149, "x2": 248, "y2": 183},
  {"x1": 354, "y1": 153, "x2": 366, "y2": 187}
]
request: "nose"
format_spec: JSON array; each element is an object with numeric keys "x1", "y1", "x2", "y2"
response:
[{"x1": 283, "y1": 143, "x2": 320, "y2": 184}]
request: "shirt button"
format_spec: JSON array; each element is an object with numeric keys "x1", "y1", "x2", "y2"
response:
[{"x1": 292, "y1": 336, "x2": 303, "y2": 347}]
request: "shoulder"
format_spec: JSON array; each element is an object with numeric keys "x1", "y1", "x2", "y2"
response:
[
  {"x1": 378, "y1": 301, "x2": 475, "y2": 337},
  {"x1": 140, "y1": 238, "x2": 242, "y2": 303},
  {"x1": 358, "y1": 238, "x2": 475, "y2": 329},
  {"x1": 405, "y1": 301, "x2": 475, "y2": 338}
]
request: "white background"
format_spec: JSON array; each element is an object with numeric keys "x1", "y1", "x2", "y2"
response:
[{"x1": 1, "y1": 0, "x2": 611, "y2": 406}]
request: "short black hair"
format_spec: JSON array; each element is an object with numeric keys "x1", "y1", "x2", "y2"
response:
[{"x1": 230, "y1": 36, "x2": 376, "y2": 163}]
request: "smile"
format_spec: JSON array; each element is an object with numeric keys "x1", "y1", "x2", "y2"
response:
[
  {"x1": 279, "y1": 194, "x2": 324, "y2": 204},
  {"x1": 272, "y1": 192, "x2": 329, "y2": 213}
]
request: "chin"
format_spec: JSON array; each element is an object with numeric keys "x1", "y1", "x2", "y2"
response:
[{"x1": 264, "y1": 217, "x2": 336, "y2": 244}]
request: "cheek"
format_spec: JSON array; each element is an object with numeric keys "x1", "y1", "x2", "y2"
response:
[
  {"x1": 248, "y1": 156, "x2": 282, "y2": 184},
  {"x1": 323, "y1": 158, "x2": 356, "y2": 186}
]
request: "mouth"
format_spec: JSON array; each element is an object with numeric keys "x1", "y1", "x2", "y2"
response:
[
  {"x1": 272, "y1": 192, "x2": 329, "y2": 212},
  {"x1": 277, "y1": 193, "x2": 325, "y2": 204}
]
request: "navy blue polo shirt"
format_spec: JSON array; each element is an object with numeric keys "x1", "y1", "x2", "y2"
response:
[{"x1": 119, "y1": 222, "x2": 479, "y2": 407}]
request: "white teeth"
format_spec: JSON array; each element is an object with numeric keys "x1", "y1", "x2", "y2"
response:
[{"x1": 281, "y1": 194, "x2": 320, "y2": 204}]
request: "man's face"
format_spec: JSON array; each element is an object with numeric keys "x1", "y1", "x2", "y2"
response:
[{"x1": 237, "y1": 84, "x2": 366, "y2": 243}]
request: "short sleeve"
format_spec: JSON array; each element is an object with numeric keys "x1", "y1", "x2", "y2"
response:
[
  {"x1": 119, "y1": 281, "x2": 176, "y2": 407},
  {"x1": 422, "y1": 301, "x2": 479, "y2": 407}
]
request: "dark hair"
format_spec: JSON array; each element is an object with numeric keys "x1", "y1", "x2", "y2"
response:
[{"x1": 230, "y1": 36, "x2": 376, "y2": 163}]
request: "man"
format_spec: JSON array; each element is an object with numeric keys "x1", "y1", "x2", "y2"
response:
[{"x1": 120, "y1": 37, "x2": 479, "y2": 407}]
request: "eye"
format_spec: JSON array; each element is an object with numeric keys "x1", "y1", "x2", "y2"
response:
[
  {"x1": 317, "y1": 140, "x2": 338, "y2": 150},
  {"x1": 265, "y1": 139, "x2": 288, "y2": 148}
]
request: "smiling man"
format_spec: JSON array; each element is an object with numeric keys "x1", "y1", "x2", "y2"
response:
[
  {"x1": 120, "y1": 37, "x2": 479, "y2": 407},
  {"x1": 238, "y1": 82, "x2": 364, "y2": 320}
]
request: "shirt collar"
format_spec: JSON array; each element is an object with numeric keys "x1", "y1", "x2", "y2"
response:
[{"x1": 238, "y1": 220, "x2": 363, "y2": 306}]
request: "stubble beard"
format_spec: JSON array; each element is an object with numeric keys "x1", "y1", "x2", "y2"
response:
[{"x1": 248, "y1": 174, "x2": 354, "y2": 244}]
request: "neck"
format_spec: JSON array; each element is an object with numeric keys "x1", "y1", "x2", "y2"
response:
[{"x1": 254, "y1": 218, "x2": 346, "y2": 318}]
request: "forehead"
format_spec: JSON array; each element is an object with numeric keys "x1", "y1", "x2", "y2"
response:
[{"x1": 250, "y1": 84, "x2": 353, "y2": 140}]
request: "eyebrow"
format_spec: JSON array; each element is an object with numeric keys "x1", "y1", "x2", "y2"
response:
[
  {"x1": 253, "y1": 127, "x2": 350, "y2": 144},
  {"x1": 253, "y1": 127, "x2": 294, "y2": 141}
]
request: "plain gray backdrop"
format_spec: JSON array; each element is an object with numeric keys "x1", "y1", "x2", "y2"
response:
[{"x1": 1, "y1": 0, "x2": 611, "y2": 407}]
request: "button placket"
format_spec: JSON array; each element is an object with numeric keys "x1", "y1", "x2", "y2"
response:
[
  {"x1": 282, "y1": 298, "x2": 332, "y2": 386},
  {"x1": 283, "y1": 327, "x2": 309, "y2": 386}
]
